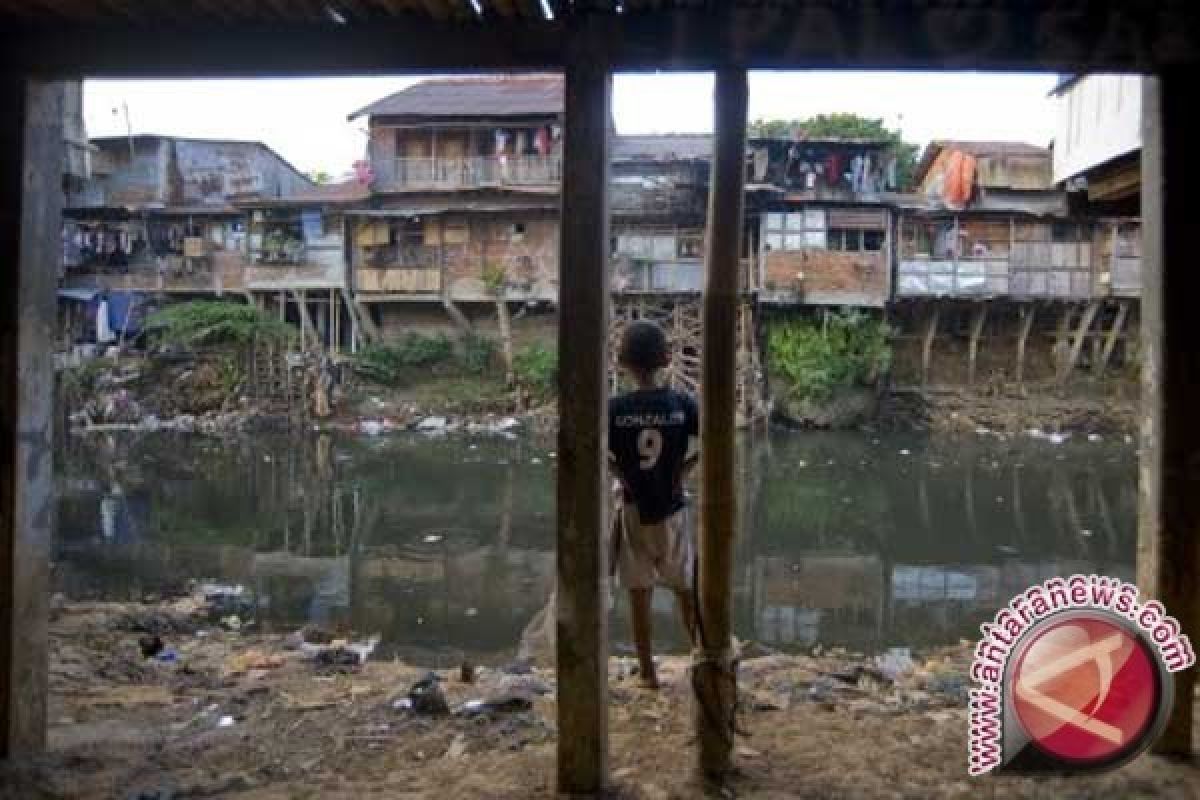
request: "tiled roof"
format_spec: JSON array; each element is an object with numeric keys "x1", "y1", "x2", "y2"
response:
[{"x1": 349, "y1": 75, "x2": 563, "y2": 120}]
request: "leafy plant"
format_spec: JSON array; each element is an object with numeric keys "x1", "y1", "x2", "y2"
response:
[
  {"x1": 482, "y1": 263, "x2": 507, "y2": 295},
  {"x1": 513, "y1": 342, "x2": 557, "y2": 398},
  {"x1": 767, "y1": 310, "x2": 891, "y2": 403},
  {"x1": 147, "y1": 300, "x2": 293, "y2": 348},
  {"x1": 459, "y1": 333, "x2": 497, "y2": 376},
  {"x1": 352, "y1": 333, "x2": 455, "y2": 385}
]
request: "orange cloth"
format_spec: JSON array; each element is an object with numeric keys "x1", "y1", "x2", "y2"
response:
[{"x1": 941, "y1": 149, "x2": 977, "y2": 210}]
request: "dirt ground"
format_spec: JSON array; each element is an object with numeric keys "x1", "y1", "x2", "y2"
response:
[{"x1": 2, "y1": 596, "x2": 1199, "y2": 800}]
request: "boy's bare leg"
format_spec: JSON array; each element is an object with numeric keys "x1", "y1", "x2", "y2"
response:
[
  {"x1": 629, "y1": 588, "x2": 659, "y2": 688},
  {"x1": 674, "y1": 589, "x2": 698, "y2": 647}
]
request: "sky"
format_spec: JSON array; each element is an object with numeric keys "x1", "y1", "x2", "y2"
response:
[{"x1": 84, "y1": 71, "x2": 1060, "y2": 178}]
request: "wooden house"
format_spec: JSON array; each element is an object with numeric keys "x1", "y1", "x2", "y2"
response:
[
  {"x1": 749, "y1": 137, "x2": 897, "y2": 307},
  {"x1": 347, "y1": 75, "x2": 563, "y2": 334}
]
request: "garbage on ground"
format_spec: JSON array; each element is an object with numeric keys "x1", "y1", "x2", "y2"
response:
[
  {"x1": 406, "y1": 672, "x2": 449, "y2": 715},
  {"x1": 138, "y1": 635, "x2": 164, "y2": 659},
  {"x1": 217, "y1": 715, "x2": 236, "y2": 728},
  {"x1": 301, "y1": 634, "x2": 380, "y2": 668}
]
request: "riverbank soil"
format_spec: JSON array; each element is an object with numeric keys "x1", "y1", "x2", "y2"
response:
[{"x1": 3, "y1": 598, "x2": 1198, "y2": 799}]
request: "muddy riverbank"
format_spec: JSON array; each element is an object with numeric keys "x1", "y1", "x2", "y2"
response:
[{"x1": 3, "y1": 596, "x2": 1198, "y2": 799}]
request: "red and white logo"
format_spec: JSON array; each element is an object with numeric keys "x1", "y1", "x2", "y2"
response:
[
  {"x1": 968, "y1": 575, "x2": 1193, "y2": 775},
  {"x1": 1011, "y1": 615, "x2": 1159, "y2": 766}
]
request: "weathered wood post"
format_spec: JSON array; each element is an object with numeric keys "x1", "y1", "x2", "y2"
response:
[
  {"x1": 695, "y1": 65, "x2": 747, "y2": 785},
  {"x1": 1, "y1": 78, "x2": 62, "y2": 759},
  {"x1": 556, "y1": 38, "x2": 611, "y2": 796},
  {"x1": 1138, "y1": 73, "x2": 1200, "y2": 756}
]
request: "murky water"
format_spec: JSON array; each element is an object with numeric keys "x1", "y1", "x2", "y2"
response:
[{"x1": 54, "y1": 428, "x2": 1137, "y2": 663}]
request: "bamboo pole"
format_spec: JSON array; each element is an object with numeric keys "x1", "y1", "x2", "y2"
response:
[
  {"x1": 555, "y1": 40, "x2": 611, "y2": 796},
  {"x1": 695, "y1": 65, "x2": 747, "y2": 786}
]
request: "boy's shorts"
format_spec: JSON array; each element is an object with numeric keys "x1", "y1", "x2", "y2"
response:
[{"x1": 616, "y1": 500, "x2": 695, "y2": 592}]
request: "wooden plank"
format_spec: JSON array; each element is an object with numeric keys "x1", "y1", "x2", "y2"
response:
[
  {"x1": 695, "y1": 65, "x2": 747, "y2": 787},
  {"x1": 1, "y1": 78, "x2": 61, "y2": 758},
  {"x1": 1138, "y1": 74, "x2": 1199, "y2": 756},
  {"x1": 1096, "y1": 300, "x2": 1130, "y2": 375},
  {"x1": 555, "y1": 34, "x2": 610, "y2": 797},
  {"x1": 967, "y1": 302, "x2": 988, "y2": 385}
]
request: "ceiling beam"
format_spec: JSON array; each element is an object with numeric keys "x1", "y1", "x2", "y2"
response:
[{"x1": 1, "y1": 3, "x2": 1198, "y2": 77}]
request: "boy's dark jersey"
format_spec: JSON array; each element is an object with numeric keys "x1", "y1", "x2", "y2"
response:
[{"x1": 608, "y1": 387, "x2": 699, "y2": 524}]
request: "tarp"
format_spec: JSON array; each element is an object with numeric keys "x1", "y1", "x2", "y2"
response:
[{"x1": 103, "y1": 291, "x2": 149, "y2": 337}]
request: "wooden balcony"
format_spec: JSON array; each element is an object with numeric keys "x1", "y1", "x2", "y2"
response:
[{"x1": 378, "y1": 155, "x2": 561, "y2": 191}]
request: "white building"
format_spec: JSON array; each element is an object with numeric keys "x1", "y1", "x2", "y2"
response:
[{"x1": 1050, "y1": 74, "x2": 1142, "y2": 208}]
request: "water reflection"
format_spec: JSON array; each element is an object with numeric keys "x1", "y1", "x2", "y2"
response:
[{"x1": 54, "y1": 429, "x2": 1135, "y2": 662}]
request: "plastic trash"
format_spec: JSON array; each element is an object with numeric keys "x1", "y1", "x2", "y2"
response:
[
  {"x1": 407, "y1": 672, "x2": 450, "y2": 715},
  {"x1": 217, "y1": 715, "x2": 235, "y2": 728}
]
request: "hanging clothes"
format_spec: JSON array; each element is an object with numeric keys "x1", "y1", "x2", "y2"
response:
[
  {"x1": 825, "y1": 153, "x2": 842, "y2": 187},
  {"x1": 885, "y1": 157, "x2": 898, "y2": 190},
  {"x1": 752, "y1": 148, "x2": 769, "y2": 182},
  {"x1": 96, "y1": 297, "x2": 115, "y2": 344},
  {"x1": 942, "y1": 150, "x2": 977, "y2": 210},
  {"x1": 494, "y1": 129, "x2": 509, "y2": 155},
  {"x1": 515, "y1": 129, "x2": 529, "y2": 155},
  {"x1": 535, "y1": 126, "x2": 550, "y2": 156}
]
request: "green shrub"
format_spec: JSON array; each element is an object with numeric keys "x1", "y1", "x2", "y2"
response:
[
  {"x1": 147, "y1": 300, "x2": 293, "y2": 348},
  {"x1": 514, "y1": 342, "x2": 557, "y2": 398},
  {"x1": 767, "y1": 310, "x2": 891, "y2": 403},
  {"x1": 393, "y1": 331, "x2": 454, "y2": 367},
  {"x1": 352, "y1": 332, "x2": 455, "y2": 386},
  {"x1": 460, "y1": 333, "x2": 497, "y2": 376}
]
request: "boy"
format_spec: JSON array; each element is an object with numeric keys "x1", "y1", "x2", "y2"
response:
[{"x1": 608, "y1": 320, "x2": 699, "y2": 689}]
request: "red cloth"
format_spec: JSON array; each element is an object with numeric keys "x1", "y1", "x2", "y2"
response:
[
  {"x1": 535, "y1": 126, "x2": 550, "y2": 155},
  {"x1": 825, "y1": 153, "x2": 842, "y2": 187}
]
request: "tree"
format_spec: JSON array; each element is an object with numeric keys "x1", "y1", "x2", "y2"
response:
[
  {"x1": 748, "y1": 113, "x2": 920, "y2": 190},
  {"x1": 308, "y1": 170, "x2": 332, "y2": 185}
]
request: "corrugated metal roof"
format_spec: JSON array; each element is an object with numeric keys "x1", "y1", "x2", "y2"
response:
[
  {"x1": 349, "y1": 75, "x2": 563, "y2": 120},
  {"x1": 613, "y1": 134, "x2": 712, "y2": 162},
  {"x1": 238, "y1": 180, "x2": 371, "y2": 206}
]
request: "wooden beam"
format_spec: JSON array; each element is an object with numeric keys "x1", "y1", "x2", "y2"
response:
[
  {"x1": 554, "y1": 30, "x2": 610, "y2": 797},
  {"x1": 966, "y1": 302, "x2": 987, "y2": 386},
  {"x1": 1060, "y1": 299, "x2": 1101, "y2": 383},
  {"x1": 1138, "y1": 73, "x2": 1200, "y2": 757},
  {"x1": 1015, "y1": 303, "x2": 1035, "y2": 385},
  {"x1": 1, "y1": 78, "x2": 61, "y2": 759},
  {"x1": 921, "y1": 305, "x2": 939, "y2": 387},
  {"x1": 696, "y1": 65, "x2": 747, "y2": 787},
  {"x1": 290, "y1": 288, "x2": 319, "y2": 350},
  {"x1": 4, "y1": 3, "x2": 1200, "y2": 77},
  {"x1": 1096, "y1": 300, "x2": 1130, "y2": 375}
]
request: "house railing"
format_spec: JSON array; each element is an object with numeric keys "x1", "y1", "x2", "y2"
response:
[{"x1": 382, "y1": 156, "x2": 561, "y2": 190}]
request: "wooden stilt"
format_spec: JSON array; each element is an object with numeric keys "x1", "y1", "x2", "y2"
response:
[
  {"x1": 1096, "y1": 300, "x2": 1130, "y2": 375},
  {"x1": 1053, "y1": 304, "x2": 1073, "y2": 375},
  {"x1": 290, "y1": 288, "x2": 318, "y2": 351},
  {"x1": 555, "y1": 40, "x2": 610, "y2": 796},
  {"x1": 1, "y1": 79, "x2": 62, "y2": 758},
  {"x1": 921, "y1": 305, "x2": 939, "y2": 387},
  {"x1": 1060, "y1": 299, "x2": 1101, "y2": 382},
  {"x1": 1139, "y1": 74, "x2": 1198, "y2": 756},
  {"x1": 1015, "y1": 304, "x2": 1035, "y2": 385},
  {"x1": 696, "y1": 65, "x2": 748, "y2": 786},
  {"x1": 967, "y1": 302, "x2": 988, "y2": 386}
]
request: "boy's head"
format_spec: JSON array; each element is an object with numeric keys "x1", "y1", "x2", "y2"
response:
[{"x1": 619, "y1": 321, "x2": 670, "y2": 373}]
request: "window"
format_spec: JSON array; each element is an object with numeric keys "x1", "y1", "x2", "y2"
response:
[{"x1": 762, "y1": 208, "x2": 827, "y2": 252}]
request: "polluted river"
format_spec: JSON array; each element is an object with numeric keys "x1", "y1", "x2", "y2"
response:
[{"x1": 54, "y1": 428, "x2": 1137, "y2": 665}]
